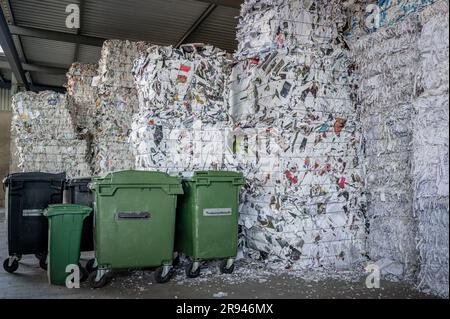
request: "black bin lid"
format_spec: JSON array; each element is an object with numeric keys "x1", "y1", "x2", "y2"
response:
[{"x1": 3, "y1": 172, "x2": 66, "y2": 187}]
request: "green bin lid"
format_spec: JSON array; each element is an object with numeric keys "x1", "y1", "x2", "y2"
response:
[
  {"x1": 44, "y1": 204, "x2": 92, "y2": 217},
  {"x1": 181, "y1": 171, "x2": 246, "y2": 185},
  {"x1": 92, "y1": 170, "x2": 182, "y2": 185}
]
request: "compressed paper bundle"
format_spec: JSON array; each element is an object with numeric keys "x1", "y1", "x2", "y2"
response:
[
  {"x1": 377, "y1": 0, "x2": 439, "y2": 28},
  {"x1": 349, "y1": 13, "x2": 421, "y2": 279},
  {"x1": 414, "y1": 5, "x2": 449, "y2": 298},
  {"x1": 235, "y1": 0, "x2": 347, "y2": 60},
  {"x1": 66, "y1": 63, "x2": 98, "y2": 136},
  {"x1": 229, "y1": 0, "x2": 366, "y2": 270},
  {"x1": 11, "y1": 91, "x2": 91, "y2": 178},
  {"x1": 92, "y1": 40, "x2": 152, "y2": 175},
  {"x1": 130, "y1": 44, "x2": 233, "y2": 172}
]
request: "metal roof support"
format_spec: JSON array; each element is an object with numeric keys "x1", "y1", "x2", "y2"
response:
[
  {"x1": 73, "y1": 0, "x2": 85, "y2": 62},
  {"x1": 195, "y1": 0, "x2": 242, "y2": 8},
  {"x1": 0, "y1": 57, "x2": 68, "y2": 74},
  {"x1": 0, "y1": 8, "x2": 29, "y2": 89},
  {"x1": 175, "y1": 4, "x2": 217, "y2": 48},
  {"x1": 9, "y1": 25, "x2": 105, "y2": 47}
]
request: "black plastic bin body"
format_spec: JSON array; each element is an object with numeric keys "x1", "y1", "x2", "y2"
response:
[
  {"x1": 66, "y1": 178, "x2": 94, "y2": 251},
  {"x1": 4, "y1": 172, "x2": 65, "y2": 257}
]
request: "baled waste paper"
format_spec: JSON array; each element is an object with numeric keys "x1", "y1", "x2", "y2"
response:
[
  {"x1": 11, "y1": 91, "x2": 91, "y2": 178},
  {"x1": 91, "y1": 40, "x2": 152, "y2": 175},
  {"x1": 130, "y1": 43, "x2": 234, "y2": 172},
  {"x1": 228, "y1": 0, "x2": 366, "y2": 270}
]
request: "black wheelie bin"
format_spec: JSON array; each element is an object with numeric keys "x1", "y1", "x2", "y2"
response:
[{"x1": 2, "y1": 172, "x2": 65, "y2": 273}]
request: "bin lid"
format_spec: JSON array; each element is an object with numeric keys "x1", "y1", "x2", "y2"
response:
[
  {"x1": 91, "y1": 170, "x2": 183, "y2": 195},
  {"x1": 66, "y1": 177, "x2": 95, "y2": 187},
  {"x1": 44, "y1": 204, "x2": 92, "y2": 217},
  {"x1": 182, "y1": 171, "x2": 245, "y2": 185},
  {"x1": 3, "y1": 172, "x2": 66, "y2": 186},
  {"x1": 93, "y1": 170, "x2": 182, "y2": 186}
]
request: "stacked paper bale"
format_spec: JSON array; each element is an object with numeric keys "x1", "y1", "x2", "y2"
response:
[
  {"x1": 66, "y1": 63, "x2": 99, "y2": 137},
  {"x1": 92, "y1": 40, "x2": 151, "y2": 175},
  {"x1": 349, "y1": 14, "x2": 420, "y2": 280},
  {"x1": 11, "y1": 91, "x2": 91, "y2": 178},
  {"x1": 229, "y1": 0, "x2": 366, "y2": 270},
  {"x1": 130, "y1": 44, "x2": 233, "y2": 173},
  {"x1": 413, "y1": 4, "x2": 449, "y2": 297}
]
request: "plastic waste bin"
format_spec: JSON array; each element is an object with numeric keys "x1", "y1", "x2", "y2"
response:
[
  {"x1": 45, "y1": 205, "x2": 92, "y2": 286},
  {"x1": 2, "y1": 172, "x2": 65, "y2": 274},
  {"x1": 65, "y1": 178, "x2": 95, "y2": 252},
  {"x1": 88, "y1": 170, "x2": 183, "y2": 288},
  {"x1": 175, "y1": 171, "x2": 245, "y2": 278}
]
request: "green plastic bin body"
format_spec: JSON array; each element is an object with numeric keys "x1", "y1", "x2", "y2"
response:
[
  {"x1": 176, "y1": 171, "x2": 245, "y2": 261},
  {"x1": 90, "y1": 171, "x2": 183, "y2": 270},
  {"x1": 45, "y1": 204, "x2": 92, "y2": 286}
]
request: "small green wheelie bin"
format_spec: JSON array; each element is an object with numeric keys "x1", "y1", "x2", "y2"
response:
[
  {"x1": 175, "y1": 171, "x2": 245, "y2": 278},
  {"x1": 45, "y1": 204, "x2": 92, "y2": 286},
  {"x1": 89, "y1": 170, "x2": 183, "y2": 288}
]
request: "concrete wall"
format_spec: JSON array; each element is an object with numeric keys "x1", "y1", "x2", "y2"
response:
[{"x1": 0, "y1": 111, "x2": 12, "y2": 207}]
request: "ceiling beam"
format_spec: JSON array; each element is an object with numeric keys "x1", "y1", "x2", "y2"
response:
[
  {"x1": 194, "y1": 0, "x2": 242, "y2": 8},
  {"x1": 176, "y1": 4, "x2": 217, "y2": 48},
  {"x1": 0, "y1": 80, "x2": 66, "y2": 93},
  {"x1": 0, "y1": 8, "x2": 29, "y2": 89},
  {"x1": 0, "y1": 57, "x2": 68, "y2": 75},
  {"x1": 9, "y1": 25, "x2": 105, "y2": 47},
  {"x1": 73, "y1": 0, "x2": 86, "y2": 62}
]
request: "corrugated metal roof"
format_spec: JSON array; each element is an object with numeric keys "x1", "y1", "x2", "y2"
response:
[
  {"x1": 10, "y1": 0, "x2": 79, "y2": 34},
  {"x1": 30, "y1": 72, "x2": 66, "y2": 87},
  {"x1": 21, "y1": 36, "x2": 76, "y2": 67},
  {"x1": 4, "y1": 0, "x2": 241, "y2": 88},
  {"x1": 185, "y1": 5, "x2": 239, "y2": 53},
  {"x1": 82, "y1": 0, "x2": 210, "y2": 45},
  {"x1": 77, "y1": 44, "x2": 101, "y2": 64}
]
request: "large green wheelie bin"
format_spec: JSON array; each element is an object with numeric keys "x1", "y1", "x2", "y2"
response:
[
  {"x1": 175, "y1": 171, "x2": 245, "y2": 278},
  {"x1": 88, "y1": 170, "x2": 183, "y2": 288},
  {"x1": 45, "y1": 205, "x2": 92, "y2": 286}
]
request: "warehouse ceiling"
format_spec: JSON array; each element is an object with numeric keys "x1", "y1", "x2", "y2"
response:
[{"x1": 0, "y1": 0, "x2": 242, "y2": 91}]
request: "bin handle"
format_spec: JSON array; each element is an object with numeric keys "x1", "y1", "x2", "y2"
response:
[
  {"x1": 117, "y1": 212, "x2": 151, "y2": 220},
  {"x1": 2, "y1": 176, "x2": 7, "y2": 192}
]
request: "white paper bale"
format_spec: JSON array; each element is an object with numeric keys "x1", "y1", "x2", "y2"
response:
[{"x1": 11, "y1": 91, "x2": 91, "y2": 178}]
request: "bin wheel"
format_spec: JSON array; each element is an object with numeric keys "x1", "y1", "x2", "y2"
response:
[
  {"x1": 3, "y1": 258, "x2": 19, "y2": 274},
  {"x1": 220, "y1": 260, "x2": 235, "y2": 275},
  {"x1": 88, "y1": 270, "x2": 110, "y2": 289},
  {"x1": 154, "y1": 266, "x2": 174, "y2": 284},
  {"x1": 39, "y1": 256, "x2": 47, "y2": 271},
  {"x1": 173, "y1": 255, "x2": 180, "y2": 267},
  {"x1": 86, "y1": 259, "x2": 97, "y2": 273},
  {"x1": 186, "y1": 262, "x2": 201, "y2": 279},
  {"x1": 35, "y1": 253, "x2": 44, "y2": 260},
  {"x1": 79, "y1": 264, "x2": 89, "y2": 283}
]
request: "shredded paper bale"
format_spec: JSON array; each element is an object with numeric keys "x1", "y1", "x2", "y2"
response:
[
  {"x1": 66, "y1": 63, "x2": 99, "y2": 137},
  {"x1": 349, "y1": 11, "x2": 421, "y2": 280},
  {"x1": 92, "y1": 40, "x2": 152, "y2": 175},
  {"x1": 229, "y1": 0, "x2": 367, "y2": 270},
  {"x1": 11, "y1": 91, "x2": 91, "y2": 178},
  {"x1": 130, "y1": 44, "x2": 233, "y2": 172},
  {"x1": 413, "y1": 5, "x2": 449, "y2": 298}
]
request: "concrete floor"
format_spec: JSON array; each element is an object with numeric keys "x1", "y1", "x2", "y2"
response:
[{"x1": 0, "y1": 214, "x2": 438, "y2": 299}]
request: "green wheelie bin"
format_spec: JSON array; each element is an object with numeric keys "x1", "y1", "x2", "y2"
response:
[
  {"x1": 89, "y1": 170, "x2": 183, "y2": 288},
  {"x1": 45, "y1": 204, "x2": 92, "y2": 286},
  {"x1": 175, "y1": 171, "x2": 245, "y2": 278}
]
